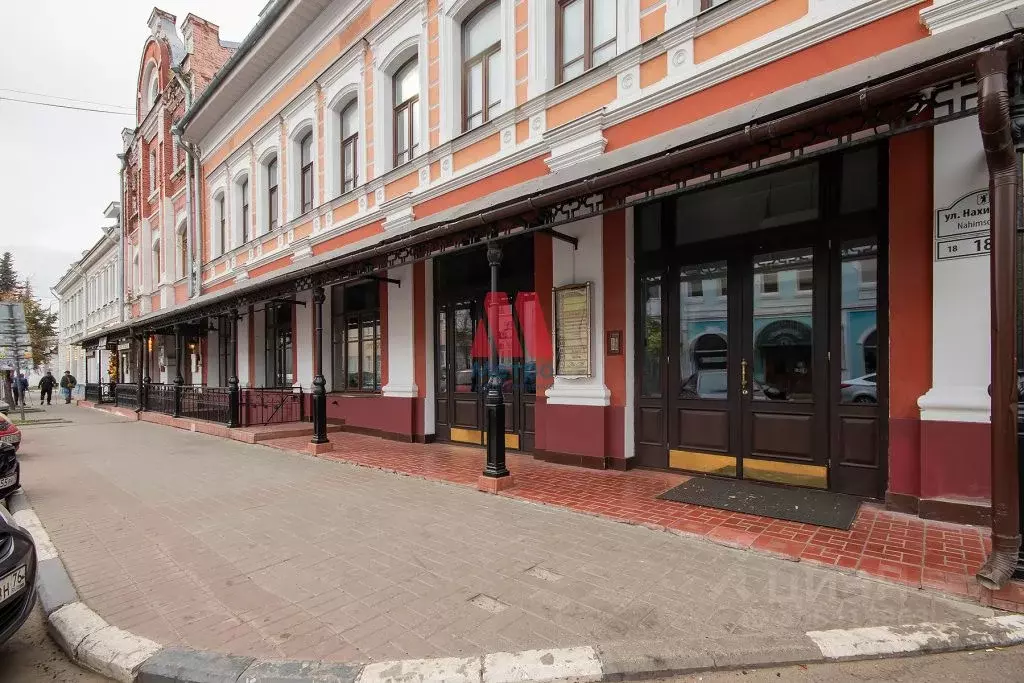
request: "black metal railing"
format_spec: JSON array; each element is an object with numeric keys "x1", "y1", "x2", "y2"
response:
[
  {"x1": 84, "y1": 383, "x2": 102, "y2": 403},
  {"x1": 180, "y1": 386, "x2": 231, "y2": 424},
  {"x1": 113, "y1": 384, "x2": 140, "y2": 410},
  {"x1": 100, "y1": 382, "x2": 116, "y2": 404},
  {"x1": 146, "y1": 383, "x2": 177, "y2": 415},
  {"x1": 240, "y1": 387, "x2": 305, "y2": 426}
]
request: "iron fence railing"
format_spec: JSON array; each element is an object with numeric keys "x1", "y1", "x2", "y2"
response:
[
  {"x1": 113, "y1": 383, "x2": 140, "y2": 410},
  {"x1": 179, "y1": 386, "x2": 231, "y2": 424},
  {"x1": 84, "y1": 383, "x2": 102, "y2": 403},
  {"x1": 146, "y1": 383, "x2": 177, "y2": 415},
  {"x1": 240, "y1": 387, "x2": 305, "y2": 426}
]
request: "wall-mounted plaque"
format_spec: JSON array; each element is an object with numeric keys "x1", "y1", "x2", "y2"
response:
[
  {"x1": 607, "y1": 330, "x2": 622, "y2": 356},
  {"x1": 553, "y1": 283, "x2": 592, "y2": 377}
]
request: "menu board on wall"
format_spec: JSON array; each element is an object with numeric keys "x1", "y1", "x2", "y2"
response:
[{"x1": 553, "y1": 283, "x2": 592, "y2": 377}]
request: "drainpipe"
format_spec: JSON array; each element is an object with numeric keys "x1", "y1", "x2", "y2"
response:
[
  {"x1": 171, "y1": 66, "x2": 200, "y2": 298},
  {"x1": 975, "y1": 46, "x2": 1022, "y2": 591},
  {"x1": 117, "y1": 154, "x2": 127, "y2": 323}
]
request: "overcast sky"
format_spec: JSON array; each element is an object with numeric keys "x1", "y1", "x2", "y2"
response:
[{"x1": 0, "y1": 1, "x2": 262, "y2": 309}]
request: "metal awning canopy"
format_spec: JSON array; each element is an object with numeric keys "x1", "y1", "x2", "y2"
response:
[{"x1": 84, "y1": 13, "x2": 1024, "y2": 346}]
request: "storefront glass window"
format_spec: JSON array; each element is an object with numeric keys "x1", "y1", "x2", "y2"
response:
[
  {"x1": 641, "y1": 274, "x2": 662, "y2": 397},
  {"x1": 265, "y1": 302, "x2": 294, "y2": 387},
  {"x1": 676, "y1": 163, "x2": 819, "y2": 245},
  {"x1": 679, "y1": 261, "x2": 728, "y2": 399},
  {"x1": 331, "y1": 282, "x2": 381, "y2": 392},
  {"x1": 751, "y1": 248, "x2": 814, "y2": 402},
  {"x1": 839, "y1": 238, "x2": 878, "y2": 404}
]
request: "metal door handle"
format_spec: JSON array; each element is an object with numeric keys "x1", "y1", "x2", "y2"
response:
[{"x1": 741, "y1": 359, "x2": 749, "y2": 395}]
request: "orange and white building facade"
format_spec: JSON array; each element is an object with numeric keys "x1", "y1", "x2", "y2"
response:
[{"x1": 92, "y1": 0, "x2": 1024, "y2": 531}]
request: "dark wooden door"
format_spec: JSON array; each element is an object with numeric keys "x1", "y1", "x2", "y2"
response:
[
  {"x1": 737, "y1": 242, "x2": 830, "y2": 488},
  {"x1": 828, "y1": 234, "x2": 886, "y2": 497},
  {"x1": 635, "y1": 269, "x2": 669, "y2": 468},
  {"x1": 665, "y1": 256, "x2": 742, "y2": 476}
]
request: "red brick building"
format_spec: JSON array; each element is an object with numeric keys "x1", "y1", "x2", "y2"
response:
[{"x1": 120, "y1": 8, "x2": 235, "y2": 382}]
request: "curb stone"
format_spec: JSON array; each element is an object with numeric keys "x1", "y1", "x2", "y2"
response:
[{"x1": 9, "y1": 494, "x2": 1024, "y2": 682}]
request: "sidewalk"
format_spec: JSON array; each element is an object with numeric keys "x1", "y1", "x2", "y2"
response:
[
  {"x1": 262, "y1": 435, "x2": 1013, "y2": 610},
  {"x1": 16, "y1": 403, "x2": 1001, "y2": 669}
]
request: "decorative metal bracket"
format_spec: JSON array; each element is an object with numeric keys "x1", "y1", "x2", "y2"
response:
[{"x1": 540, "y1": 228, "x2": 579, "y2": 249}]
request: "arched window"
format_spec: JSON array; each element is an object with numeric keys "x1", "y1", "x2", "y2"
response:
[
  {"x1": 267, "y1": 156, "x2": 279, "y2": 231},
  {"x1": 152, "y1": 238, "x2": 162, "y2": 286},
  {"x1": 340, "y1": 101, "x2": 359, "y2": 193},
  {"x1": 393, "y1": 57, "x2": 420, "y2": 166},
  {"x1": 862, "y1": 329, "x2": 878, "y2": 375},
  {"x1": 300, "y1": 132, "x2": 313, "y2": 214},
  {"x1": 240, "y1": 177, "x2": 250, "y2": 244},
  {"x1": 178, "y1": 227, "x2": 188, "y2": 281},
  {"x1": 215, "y1": 193, "x2": 226, "y2": 256},
  {"x1": 557, "y1": 0, "x2": 617, "y2": 83},
  {"x1": 144, "y1": 64, "x2": 160, "y2": 111},
  {"x1": 463, "y1": 1, "x2": 501, "y2": 131}
]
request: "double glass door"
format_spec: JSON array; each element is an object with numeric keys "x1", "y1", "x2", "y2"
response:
[
  {"x1": 636, "y1": 233, "x2": 883, "y2": 496},
  {"x1": 435, "y1": 294, "x2": 537, "y2": 451}
]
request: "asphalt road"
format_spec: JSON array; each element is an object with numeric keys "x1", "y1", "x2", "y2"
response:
[
  {"x1": 649, "y1": 645, "x2": 1024, "y2": 682},
  {"x1": 0, "y1": 604, "x2": 107, "y2": 682}
]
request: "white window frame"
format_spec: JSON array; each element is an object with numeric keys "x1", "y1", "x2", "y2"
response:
[
  {"x1": 257, "y1": 150, "x2": 281, "y2": 234},
  {"x1": 439, "y1": 0, "x2": 515, "y2": 142},
  {"x1": 233, "y1": 171, "x2": 251, "y2": 247},
  {"x1": 151, "y1": 234, "x2": 162, "y2": 288},
  {"x1": 327, "y1": 86, "x2": 364, "y2": 198},
  {"x1": 149, "y1": 148, "x2": 158, "y2": 194},
  {"x1": 212, "y1": 190, "x2": 228, "y2": 257},
  {"x1": 527, "y1": 0, "x2": 638, "y2": 98},
  {"x1": 288, "y1": 122, "x2": 317, "y2": 221},
  {"x1": 175, "y1": 218, "x2": 188, "y2": 281},
  {"x1": 372, "y1": 16, "x2": 428, "y2": 175}
]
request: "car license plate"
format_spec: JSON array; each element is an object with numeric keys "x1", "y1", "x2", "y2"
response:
[
  {"x1": 0, "y1": 565, "x2": 26, "y2": 606},
  {"x1": 0, "y1": 434, "x2": 18, "y2": 445},
  {"x1": 0, "y1": 474, "x2": 15, "y2": 489}
]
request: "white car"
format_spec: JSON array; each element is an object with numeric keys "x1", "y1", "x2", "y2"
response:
[
  {"x1": 841, "y1": 373, "x2": 877, "y2": 403},
  {"x1": 0, "y1": 399, "x2": 9, "y2": 415}
]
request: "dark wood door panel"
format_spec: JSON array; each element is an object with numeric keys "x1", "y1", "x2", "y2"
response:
[
  {"x1": 436, "y1": 399, "x2": 449, "y2": 425},
  {"x1": 750, "y1": 411, "x2": 814, "y2": 459},
  {"x1": 837, "y1": 414, "x2": 878, "y2": 466},
  {"x1": 453, "y1": 396, "x2": 481, "y2": 428},
  {"x1": 675, "y1": 408, "x2": 730, "y2": 452},
  {"x1": 637, "y1": 405, "x2": 665, "y2": 447}
]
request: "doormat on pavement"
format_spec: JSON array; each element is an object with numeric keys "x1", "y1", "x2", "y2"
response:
[{"x1": 657, "y1": 477, "x2": 861, "y2": 530}]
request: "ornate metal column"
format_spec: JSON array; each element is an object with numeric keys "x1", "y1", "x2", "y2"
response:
[
  {"x1": 311, "y1": 287, "x2": 329, "y2": 444},
  {"x1": 227, "y1": 310, "x2": 240, "y2": 428},
  {"x1": 136, "y1": 334, "x2": 144, "y2": 412},
  {"x1": 483, "y1": 244, "x2": 509, "y2": 480},
  {"x1": 173, "y1": 325, "x2": 184, "y2": 417},
  {"x1": 143, "y1": 334, "x2": 152, "y2": 411}
]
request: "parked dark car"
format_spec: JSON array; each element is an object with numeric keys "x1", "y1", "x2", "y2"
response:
[
  {"x1": 0, "y1": 491, "x2": 36, "y2": 645},
  {"x1": 0, "y1": 443, "x2": 18, "y2": 501}
]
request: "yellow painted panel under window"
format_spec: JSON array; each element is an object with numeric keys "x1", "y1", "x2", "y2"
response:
[
  {"x1": 743, "y1": 458, "x2": 827, "y2": 489},
  {"x1": 450, "y1": 427, "x2": 483, "y2": 445},
  {"x1": 669, "y1": 450, "x2": 737, "y2": 477},
  {"x1": 483, "y1": 432, "x2": 521, "y2": 450}
]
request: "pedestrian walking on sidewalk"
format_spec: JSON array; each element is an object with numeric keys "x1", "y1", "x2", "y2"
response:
[
  {"x1": 60, "y1": 370, "x2": 77, "y2": 404},
  {"x1": 39, "y1": 371, "x2": 57, "y2": 405}
]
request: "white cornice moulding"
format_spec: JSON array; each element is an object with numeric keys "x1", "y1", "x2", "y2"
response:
[
  {"x1": 545, "y1": 382, "x2": 612, "y2": 407},
  {"x1": 918, "y1": 385, "x2": 991, "y2": 423},
  {"x1": 920, "y1": 0, "x2": 1023, "y2": 34},
  {"x1": 382, "y1": 382, "x2": 419, "y2": 398}
]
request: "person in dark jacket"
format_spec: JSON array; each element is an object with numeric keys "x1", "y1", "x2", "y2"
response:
[
  {"x1": 38, "y1": 371, "x2": 57, "y2": 405},
  {"x1": 60, "y1": 371, "x2": 77, "y2": 404}
]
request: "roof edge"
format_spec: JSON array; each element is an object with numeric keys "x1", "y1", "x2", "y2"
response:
[{"x1": 175, "y1": 0, "x2": 295, "y2": 137}]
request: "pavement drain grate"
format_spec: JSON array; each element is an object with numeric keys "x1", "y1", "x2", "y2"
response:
[
  {"x1": 525, "y1": 565, "x2": 563, "y2": 582},
  {"x1": 469, "y1": 593, "x2": 508, "y2": 614}
]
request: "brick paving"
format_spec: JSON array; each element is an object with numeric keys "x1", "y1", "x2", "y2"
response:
[
  {"x1": 18, "y1": 405, "x2": 995, "y2": 664},
  {"x1": 261, "y1": 433, "x2": 1002, "y2": 606}
]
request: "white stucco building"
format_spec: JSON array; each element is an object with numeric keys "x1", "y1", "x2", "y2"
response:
[{"x1": 54, "y1": 203, "x2": 123, "y2": 386}]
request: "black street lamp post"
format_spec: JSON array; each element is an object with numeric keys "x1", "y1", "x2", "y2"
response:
[
  {"x1": 227, "y1": 309, "x2": 240, "y2": 428},
  {"x1": 483, "y1": 244, "x2": 510, "y2": 480},
  {"x1": 311, "y1": 287, "x2": 329, "y2": 444},
  {"x1": 173, "y1": 325, "x2": 184, "y2": 417}
]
